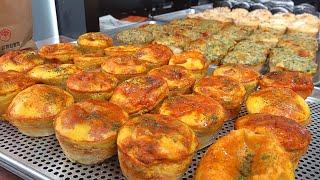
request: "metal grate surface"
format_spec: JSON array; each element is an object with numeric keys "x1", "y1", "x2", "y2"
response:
[{"x1": 0, "y1": 99, "x2": 319, "y2": 180}]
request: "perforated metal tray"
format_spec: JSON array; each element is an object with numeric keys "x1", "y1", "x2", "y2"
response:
[{"x1": 0, "y1": 96, "x2": 319, "y2": 180}]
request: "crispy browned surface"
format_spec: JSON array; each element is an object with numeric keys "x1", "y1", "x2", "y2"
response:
[
  {"x1": 77, "y1": 32, "x2": 113, "y2": 49},
  {"x1": 213, "y1": 64, "x2": 260, "y2": 84},
  {"x1": 135, "y1": 43, "x2": 173, "y2": 67},
  {"x1": 169, "y1": 50, "x2": 207, "y2": 71},
  {"x1": 0, "y1": 50, "x2": 44, "y2": 73},
  {"x1": 148, "y1": 65, "x2": 195, "y2": 92},
  {"x1": 194, "y1": 75, "x2": 246, "y2": 109},
  {"x1": 259, "y1": 71, "x2": 314, "y2": 98},
  {"x1": 101, "y1": 55, "x2": 147, "y2": 75},
  {"x1": 38, "y1": 43, "x2": 78, "y2": 63},
  {"x1": 0, "y1": 72, "x2": 36, "y2": 95},
  {"x1": 235, "y1": 113, "x2": 311, "y2": 151},
  {"x1": 104, "y1": 45, "x2": 141, "y2": 57},
  {"x1": 66, "y1": 71, "x2": 118, "y2": 93},
  {"x1": 117, "y1": 114, "x2": 197, "y2": 165},
  {"x1": 110, "y1": 76, "x2": 169, "y2": 115},
  {"x1": 55, "y1": 100, "x2": 128, "y2": 141}
]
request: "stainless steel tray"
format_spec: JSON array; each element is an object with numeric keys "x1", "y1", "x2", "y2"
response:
[
  {"x1": 152, "y1": 8, "x2": 196, "y2": 22},
  {"x1": 0, "y1": 90, "x2": 319, "y2": 180}
]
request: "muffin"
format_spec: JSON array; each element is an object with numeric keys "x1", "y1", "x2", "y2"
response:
[
  {"x1": 195, "y1": 129, "x2": 295, "y2": 180},
  {"x1": 6, "y1": 84, "x2": 74, "y2": 137},
  {"x1": 110, "y1": 75, "x2": 169, "y2": 116},
  {"x1": 0, "y1": 50, "x2": 44, "y2": 73},
  {"x1": 235, "y1": 113, "x2": 311, "y2": 167},
  {"x1": 246, "y1": 88, "x2": 311, "y2": 126},
  {"x1": 135, "y1": 43, "x2": 173, "y2": 69},
  {"x1": 194, "y1": 76, "x2": 246, "y2": 119},
  {"x1": 38, "y1": 43, "x2": 78, "y2": 64},
  {"x1": 101, "y1": 55, "x2": 148, "y2": 82},
  {"x1": 54, "y1": 100, "x2": 128, "y2": 165},
  {"x1": 73, "y1": 47, "x2": 108, "y2": 71},
  {"x1": 169, "y1": 50, "x2": 208, "y2": 79},
  {"x1": 77, "y1": 32, "x2": 113, "y2": 50},
  {"x1": 159, "y1": 94, "x2": 227, "y2": 149},
  {"x1": 0, "y1": 72, "x2": 36, "y2": 116},
  {"x1": 117, "y1": 114, "x2": 198, "y2": 179},
  {"x1": 27, "y1": 64, "x2": 82, "y2": 88},
  {"x1": 104, "y1": 45, "x2": 141, "y2": 57},
  {"x1": 116, "y1": 28, "x2": 154, "y2": 45},
  {"x1": 66, "y1": 71, "x2": 118, "y2": 102},
  {"x1": 213, "y1": 64, "x2": 260, "y2": 96},
  {"x1": 154, "y1": 34, "x2": 191, "y2": 54},
  {"x1": 259, "y1": 71, "x2": 314, "y2": 99}
]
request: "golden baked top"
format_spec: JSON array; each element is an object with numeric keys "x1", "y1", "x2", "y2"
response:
[
  {"x1": 213, "y1": 64, "x2": 260, "y2": 84},
  {"x1": 66, "y1": 71, "x2": 118, "y2": 93},
  {"x1": 104, "y1": 45, "x2": 141, "y2": 57},
  {"x1": 195, "y1": 129, "x2": 295, "y2": 180},
  {"x1": 169, "y1": 50, "x2": 207, "y2": 71},
  {"x1": 6, "y1": 84, "x2": 74, "y2": 120},
  {"x1": 148, "y1": 65, "x2": 195, "y2": 91},
  {"x1": 55, "y1": 100, "x2": 128, "y2": 142},
  {"x1": 0, "y1": 72, "x2": 36, "y2": 95},
  {"x1": 38, "y1": 43, "x2": 78, "y2": 63},
  {"x1": 194, "y1": 75, "x2": 246, "y2": 108},
  {"x1": 135, "y1": 43, "x2": 173, "y2": 66},
  {"x1": 77, "y1": 32, "x2": 113, "y2": 49},
  {"x1": 101, "y1": 55, "x2": 147, "y2": 75},
  {"x1": 117, "y1": 114, "x2": 198, "y2": 165},
  {"x1": 159, "y1": 94, "x2": 227, "y2": 131},
  {"x1": 235, "y1": 113, "x2": 311, "y2": 151},
  {"x1": 110, "y1": 75, "x2": 169, "y2": 114},
  {"x1": 28, "y1": 64, "x2": 82, "y2": 81},
  {"x1": 0, "y1": 50, "x2": 44, "y2": 73}
]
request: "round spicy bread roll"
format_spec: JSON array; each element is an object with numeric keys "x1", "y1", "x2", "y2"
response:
[
  {"x1": 6, "y1": 84, "x2": 74, "y2": 137},
  {"x1": 135, "y1": 43, "x2": 173, "y2": 69},
  {"x1": 104, "y1": 45, "x2": 141, "y2": 57},
  {"x1": 73, "y1": 49, "x2": 108, "y2": 71},
  {"x1": 159, "y1": 94, "x2": 227, "y2": 149},
  {"x1": 101, "y1": 55, "x2": 148, "y2": 82},
  {"x1": 235, "y1": 113, "x2": 311, "y2": 167},
  {"x1": 246, "y1": 88, "x2": 311, "y2": 126},
  {"x1": 54, "y1": 100, "x2": 128, "y2": 165},
  {"x1": 116, "y1": 28, "x2": 154, "y2": 45},
  {"x1": 110, "y1": 75, "x2": 169, "y2": 116},
  {"x1": 66, "y1": 71, "x2": 118, "y2": 102},
  {"x1": 117, "y1": 114, "x2": 198, "y2": 179},
  {"x1": 195, "y1": 129, "x2": 295, "y2": 180},
  {"x1": 169, "y1": 50, "x2": 208, "y2": 79},
  {"x1": 0, "y1": 72, "x2": 36, "y2": 117},
  {"x1": 28, "y1": 64, "x2": 82, "y2": 88},
  {"x1": 0, "y1": 50, "x2": 44, "y2": 73},
  {"x1": 194, "y1": 76, "x2": 246, "y2": 119},
  {"x1": 38, "y1": 43, "x2": 78, "y2": 64},
  {"x1": 259, "y1": 71, "x2": 314, "y2": 99},
  {"x1": 77, "y1": 32, "x2": 113, "y2": 50},
  {"x1": 148, "y1": 65, "x2": 195, "y2": 96},
  {"x1": 213, "y1": 64, "x2": 260, "y2": 96}
]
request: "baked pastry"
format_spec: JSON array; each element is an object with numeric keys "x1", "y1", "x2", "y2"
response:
[
  {"x1": 193, "y1": 76, "x2": 246, "y2": 119},
  {"x1": 101, "y1": 55, "x2": 148, "y2": 82},
  {"x1": 247, "y1": 9, "x2": 272, "y2": 22},
  {"x1": 0, "y1": 50, "x2": 44, "y2": 73},
  {"x1": 27, "y1": 64, "x2": 82, "y2": 88},
  {"x1": 117, "y1": 114, "x2": 198, "y2": 179},
  {"x1": 38, "y1": 43, "x2": 78, "y2": 63},
  {"x1": 154, "y1": 34, "x2": 191, "y2": 54},
  {"x1": 140, "y1": 24, "x2": 166, "y2": 39},
  {"x1": 259, "y1": 71, "x2": 314, "y2": 99},
  {"x1": 54, "y1": 100, "x2": 128, "y2": 164},
  {"x1": 0, "y1": 72, "x2": 36, "y2": 117},
  {"x1": 66, "y1": 71, "x2": 118, "y2": 102},
  {"x1": 287, "y1": 14, "x2": 319, "y2": 37},
  {"x1": 104, "y1": 45, "x2": 141, "y2": 57},
  {"x1": 116, "y1": 28, "x2": 154, "y2": 45},
  {"x1": 6, "y1": 84, "x2": 74, "y2": 136},
  {"x1": 169, "y1": 50, "x2": 208, "y2": 79},
  {"x1": 77, "y1": 32, "x2": 113, "y2": 50},
  {"x1": 110, "y1": 75, "x2": 169, "y2": 116},
  {"x1": 246, "y1": 88, "x2": 311, "y2": 126},
  {"x1": 226, "y1": 8, "x2": 249, "y2": 20},
  {"x1": 73, "y1": 52, "x2": 108, "y2": 71},
  {"x1": 148, "y1": 65, "x2": 195, "y2": 96},
  {"x1": 195, "y1": 129, "x2": 295, "y2": 180},
  {"x1": 295, "y1": 13, "x2": 320, "y2": 28},
  {"x1": 213, "y1": 64, "x2": 260, "y2": 96},
  {"x1": 159, "y1": 94, "x2": 227, "y2": 149},
  {"x1": 135, "y1": 43, "x2": 173, "y2": 69},
  {"x1": 235, "y1": 113, "x2": 311, "y2": 167},
  {"x1": 248, "y1": 30, "x2": 279, "y2": 48}
]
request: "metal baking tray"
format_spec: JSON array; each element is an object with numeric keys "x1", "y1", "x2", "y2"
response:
[
  {"x1": 152, "y1": 8, "x2": 196, "y2": 22},
  {"x1": 0, "y1": 88, "x2": 319, "y2": 180}
]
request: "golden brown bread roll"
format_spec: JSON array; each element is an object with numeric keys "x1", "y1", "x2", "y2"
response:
[
  {"x1": 77, "y1": 32, "x2": 113, "y2": 50},
  {"x1": 38, "y1": 43, "x2": 78, "y2": 64},
  {"x1": 104, "y1": 45, "x2": 141, "y2": 57},
  {"x1": 55, "y1": 100, "x2": 128, "y2": 165},
  {"x1": 117, "y1": 114, "x2": 198, "y2": 179}
]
